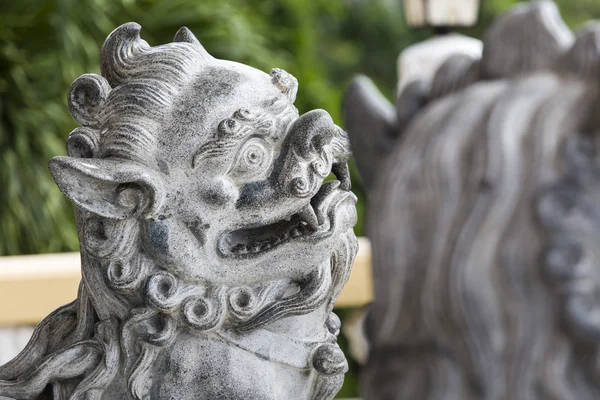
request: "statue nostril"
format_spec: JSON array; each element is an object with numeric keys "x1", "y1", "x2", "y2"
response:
[{"x1": 290, "y1": 177, "x2": 311, "y2": 197}]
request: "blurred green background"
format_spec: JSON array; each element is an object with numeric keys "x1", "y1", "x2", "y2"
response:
[{"x1": 1, "y1": 0, "x2": 599, "y2": 396}]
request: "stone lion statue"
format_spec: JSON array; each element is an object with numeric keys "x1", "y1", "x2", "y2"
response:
[
  {"x1": 344, "y1": 1, "x2": 600, "y2": 399},
  {"x1": 0, "y1": 23, "x2": 357, "y2": 399}
]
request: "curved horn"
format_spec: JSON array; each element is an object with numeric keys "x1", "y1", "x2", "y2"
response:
[
  {"x1": 174, "y1": 26, "x2": 202, "y2": 47},
  {"x1": 101, "y1": 22, "x2": 212, "y2": 88}
]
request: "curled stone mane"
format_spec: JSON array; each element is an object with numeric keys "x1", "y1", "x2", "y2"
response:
[
  {"x1": 0, "y1": 22, "x2": 358, "y2": 400},
  {"x1": 68, "y1": 22, "x2": 210, "y2": 165},
  {"x1": 344, "y1": 2, "x2": 600, "y2": 399}
]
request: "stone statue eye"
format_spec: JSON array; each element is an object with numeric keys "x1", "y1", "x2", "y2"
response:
[
  {"x1": 228, "y1": 138, "x2": 272, "y2": 180},
  {"x1": 234, "y1": 108, "x2": 256, "y2": 120},
  {"x1": 218, "y1": 118, "x2": 239, "y2": 136}
]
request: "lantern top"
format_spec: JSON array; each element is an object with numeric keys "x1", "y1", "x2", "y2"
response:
[{"x1": 404, "y1": 0, "x2": 481, "y2": 28}]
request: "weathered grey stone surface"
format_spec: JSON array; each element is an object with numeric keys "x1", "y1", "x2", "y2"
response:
[
  {"x1": 344, "y1": 1, "x2": 600, "y2": 399},
  {"x1": 0, "y1": 23, "x2": 357, "y2": 399}
]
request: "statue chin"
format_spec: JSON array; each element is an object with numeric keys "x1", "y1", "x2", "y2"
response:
[{"x1": 157, "y1": 323, "x2": 323, "y2": 399}]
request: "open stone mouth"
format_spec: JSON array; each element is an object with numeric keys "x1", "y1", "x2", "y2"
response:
[{"x1": 220, "y1": 173, "x2": 354, "y2": 258}]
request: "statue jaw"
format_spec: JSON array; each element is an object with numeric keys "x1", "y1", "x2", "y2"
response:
[
  {"x1": 74, "y1": 204, "x2": 356, "y2": 400},
  {"x1": 145, "y1": 230, "x2": 356, "y2": 400},
  {"x1": 220, "y1": 183, "x2": 355, "y2": 257}
]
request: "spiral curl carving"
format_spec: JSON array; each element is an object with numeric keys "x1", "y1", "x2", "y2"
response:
[
  {"x1": 68, "y1": 74, "x2": 112, "y2": 128},
  {"x1": 67, "y1": 127, "x2": 100, "y2": 159},
  {"x1": 182, "y1": 288, "x2": 227, "y2": 332}
]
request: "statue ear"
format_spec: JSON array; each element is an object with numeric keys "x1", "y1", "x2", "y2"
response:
[{"x1": 49, "y1": 156, "x2": 165, "y2": 220}]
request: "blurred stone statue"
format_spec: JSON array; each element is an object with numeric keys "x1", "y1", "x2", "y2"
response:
[
  {"x1": 0, "y1": 23, "x2": 358, "y2": 399},
  {"x1": 344, "y1": 1, "x2": 600, "y2": 398}
]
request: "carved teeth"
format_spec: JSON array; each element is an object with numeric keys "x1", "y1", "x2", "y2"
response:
[
  {"x1": 227, "y1": 204, "x2": 321, "y2": 256},
  {"x1": 232, "y1": 244, "x2": 245, "y2": 253},
  {"x1": 298, "y1": 204, "x2": 319, "y2": 230},
  {"x1": 298, "y1": 222, "x2": 310, "y2": 234},
  {"x1": 311, "y1": 180, "x2": 340, "y2": 226},
  {"x1": 230, "y1": 243, "x2": 249, "y2": 255}
]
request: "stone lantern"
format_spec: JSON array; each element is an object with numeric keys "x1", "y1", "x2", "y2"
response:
[
  {"x1": 404, "y1": 0, "x2": 481, "y2": 28},
  {"x1": 396, "y1": 0, "x2": 483, "y2": 93}
]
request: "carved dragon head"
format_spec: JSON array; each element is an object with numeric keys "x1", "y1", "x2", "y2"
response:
[{"x1": 0, "y1": 23, "x2": 357, "y2": 399}]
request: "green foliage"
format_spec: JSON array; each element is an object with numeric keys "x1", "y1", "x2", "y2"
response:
[
  {"x1": 3, "y1": 0, "x2": 600, "y2": 251},
  {"x1": 0, "y1": 0, "x2": 423, "y2": 256}
]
